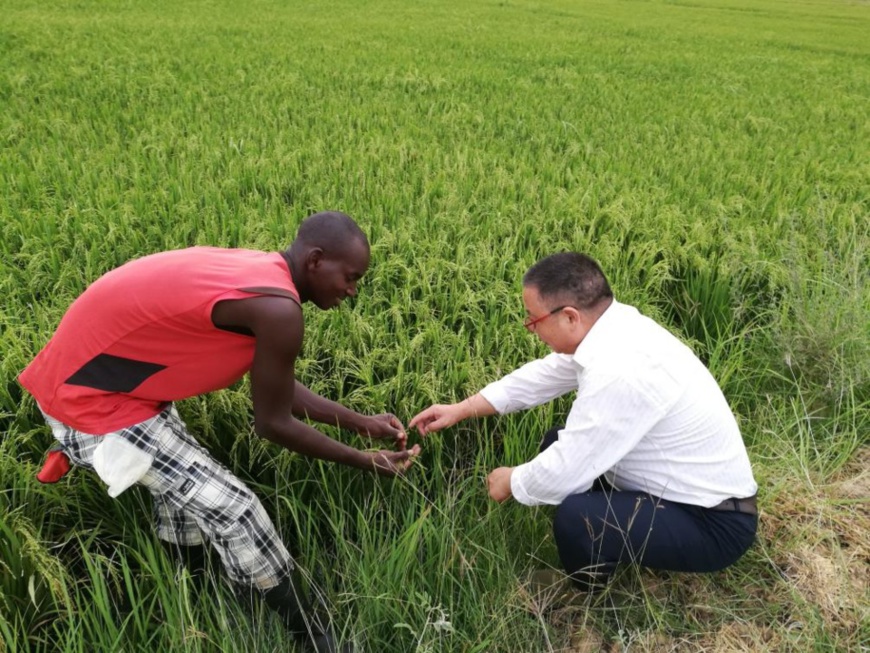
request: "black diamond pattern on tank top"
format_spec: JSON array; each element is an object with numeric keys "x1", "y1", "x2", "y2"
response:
[{"x1": 65, "y1": 353, "x2": 167, "y2": 393}]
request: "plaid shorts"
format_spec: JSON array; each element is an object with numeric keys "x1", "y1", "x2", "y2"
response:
[{"x1": 41, "y1": 405, "x2": 292, "y2": 589}]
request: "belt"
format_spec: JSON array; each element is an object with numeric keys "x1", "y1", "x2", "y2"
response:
[{"x1": 710, "y1": 494, "x2": 758, "y2": 515}]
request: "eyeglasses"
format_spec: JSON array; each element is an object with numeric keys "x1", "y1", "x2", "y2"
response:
[{"x1": 523, "y1": 306, "x2": 568, "y2": 331}]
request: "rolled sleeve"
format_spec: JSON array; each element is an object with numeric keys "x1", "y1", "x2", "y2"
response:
[
  {"x1": 510, "y1": 458, "x2": 590, "y2": 506},
  {"x1": 509, "y1": 462, "x2": 535, "y2": 505},
  {"x1": 479, "y1": 381, "x2": 512, "y2": 415},
  {"x1": 509, "y1": 439, "x2": 597, "y2": 506},
  {"x1": 478, "y1": 353, "x2": 579, "y2": 415}
]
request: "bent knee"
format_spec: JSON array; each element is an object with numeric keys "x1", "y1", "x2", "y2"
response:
[{"x1": 553, "y1": 495, "x2": 599, "y2": 543}]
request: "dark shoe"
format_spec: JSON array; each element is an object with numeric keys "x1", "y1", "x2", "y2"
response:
[
  {"x1": 261, "y1": 570, "x2": 353, "y2": 653},
  {"x1": 569, "y1": 563, "x2": 613, "y2": 593}
]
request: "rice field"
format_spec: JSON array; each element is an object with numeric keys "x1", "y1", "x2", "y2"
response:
[{"x1": 1, "y1": 0, "x2": 868, "y2": 650}]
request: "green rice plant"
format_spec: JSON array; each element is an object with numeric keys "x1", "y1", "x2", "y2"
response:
[{"x1": 1, "y1": 0, "x2": 868, "y2": 649}]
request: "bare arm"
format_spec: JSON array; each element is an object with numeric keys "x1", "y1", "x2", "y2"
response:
[
  {"x1": 291, "y1": 380, "x2": 406, "y2": 448},
  {"x1": 408, "y1": 393, "x2": 497, "y2": 436},
  {"x1": 213, "y1": 296, "x2": 416, "y2": 475},
  {"x1": 291, "y1": 381, "x2": 362, "y2": 427}
]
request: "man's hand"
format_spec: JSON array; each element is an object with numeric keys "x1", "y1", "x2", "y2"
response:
[
  {"x1": 409, "y1": 395, "x2": 497, "y2": 436},
  {"x1": 487, "y1": 466, "x2": 514, "y2": 503},
  {"x1": 408, "y1": 403, "x2": 464, "y2": 436},
  {"x1": 365, "y1": 445, "x2": 421, "y2": 477},
  {"x1": 357, "y1": 413, "x2": 407, "y2": 450}
]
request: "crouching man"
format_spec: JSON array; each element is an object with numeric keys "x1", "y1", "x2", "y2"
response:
[
  {"x1": 410, "y1": 252, "x2": 757, "y2": 596},
  {"x1": 21, "y1": 211, "x2": 419, "y2": 652}
]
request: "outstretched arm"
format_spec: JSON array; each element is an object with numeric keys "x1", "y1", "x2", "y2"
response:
[
  {"x1": 214, "y1": 295, "x2": 418, "y2": 476},
  {"x1": 408, "y1": 393, "x2": 497, "y2": 436},
  {"x1": 410, "y1": 353, "x2": 578, "y2": 436},
  {"x1": 292, "y1": 381, "x2": 407, "y2": 450}
]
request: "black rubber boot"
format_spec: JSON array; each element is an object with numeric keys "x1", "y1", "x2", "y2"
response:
[{"x1": 261, "y1": 570, "x2": 353, "y2": 653}]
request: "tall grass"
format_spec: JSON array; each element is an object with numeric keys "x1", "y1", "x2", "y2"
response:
[{"x1": 1, "y1": 0, "x2": 868, "y2": 650}]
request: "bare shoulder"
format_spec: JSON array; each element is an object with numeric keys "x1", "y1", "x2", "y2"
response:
[{"x1": 212, "y1": 295, "x2": 303, "y2": 337}]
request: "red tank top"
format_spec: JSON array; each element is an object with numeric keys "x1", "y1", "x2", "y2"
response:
[{"x1": 19, "y1": 247, "x2": 299, "y2": 434}]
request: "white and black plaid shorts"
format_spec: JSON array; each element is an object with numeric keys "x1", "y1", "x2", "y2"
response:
[{"x1": 41, "y1": 405, "x2": 293, "y2": 589}]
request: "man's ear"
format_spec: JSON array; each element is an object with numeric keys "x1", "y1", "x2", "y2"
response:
[
  {"x1": 564, "y1": 306, "x2": 583, "y2": 324},
  {"x1": 305, "y1": 247, "x2": 324, "y2": 271}
]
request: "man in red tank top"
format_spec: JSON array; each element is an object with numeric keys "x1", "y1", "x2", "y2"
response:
[{"x1": 20, "y1": 211, "x2": 417, "y2": 653}]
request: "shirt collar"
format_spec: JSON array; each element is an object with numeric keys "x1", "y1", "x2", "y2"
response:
[{"x1": 572, "y1": 299, "x2": 629, "y2": 368}]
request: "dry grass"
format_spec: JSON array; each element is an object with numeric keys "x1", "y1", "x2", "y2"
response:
[
  {"x1": 564, "y1": 625, "x2": 608, "y2": 653},
  {"x1": 765, "y1": 447, "x2": 869, "y2": 628},
  {"x1": 708, "y1": 622, "x2": 784, "y2": 653}
]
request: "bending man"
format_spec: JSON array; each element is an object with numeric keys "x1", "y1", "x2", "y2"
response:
[
  {"x1": 410, "y1": 252, "x2": 757, "y2": 593},
  {"x1": 20, "y1": 211, "x2": 419, "y2": 652}
]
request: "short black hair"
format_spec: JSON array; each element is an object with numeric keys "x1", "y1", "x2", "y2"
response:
[
  {"x1": 523, "y1": 252, "x2": 613, "y2": 310},
  {"x1": 291, "y1": 211, "x2": 368, "y2": 256}
]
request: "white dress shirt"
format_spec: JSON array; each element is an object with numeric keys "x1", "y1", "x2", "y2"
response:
[{"x1": 479, "y1": 300, "x2": 758, "y2": 507}]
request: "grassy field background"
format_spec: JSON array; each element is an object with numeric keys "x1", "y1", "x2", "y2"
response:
[{"x1": 1, "y1": 0, "x2": 868, "y2": 650}]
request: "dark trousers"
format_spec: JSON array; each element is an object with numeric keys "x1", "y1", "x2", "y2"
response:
[{"x1": 539, "y1": 427, "x2": 757, "y2": 586}]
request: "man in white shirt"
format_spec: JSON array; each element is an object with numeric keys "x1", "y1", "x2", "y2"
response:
[{"x1": 409, "y1": 252, "x2": 758, "y2": 590}]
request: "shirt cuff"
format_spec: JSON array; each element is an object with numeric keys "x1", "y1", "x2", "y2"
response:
[{"x1": 509, "y1": 461, "x2": 543, "y2": 506}]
